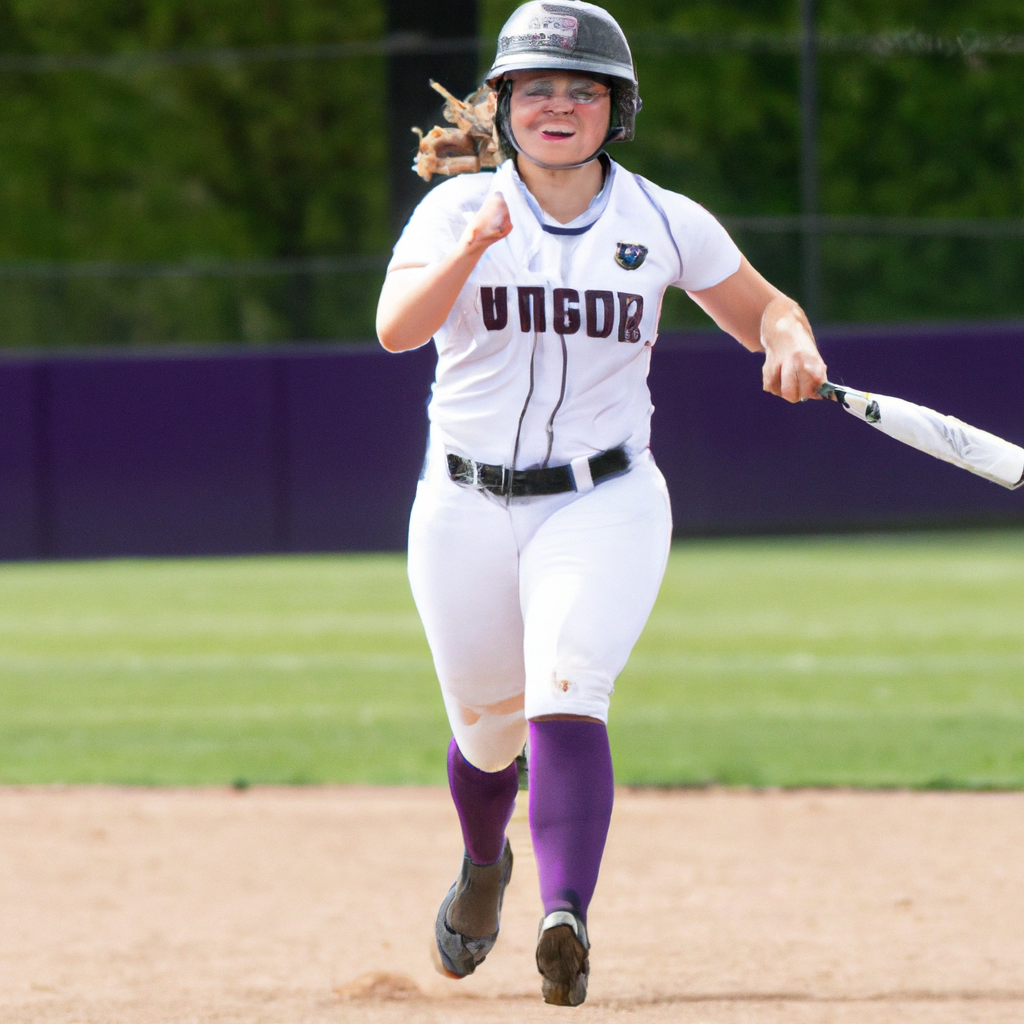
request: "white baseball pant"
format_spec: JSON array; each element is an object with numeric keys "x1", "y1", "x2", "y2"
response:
[{"x1": 407, "y1": 440, "x2": 673, "y2": 772}]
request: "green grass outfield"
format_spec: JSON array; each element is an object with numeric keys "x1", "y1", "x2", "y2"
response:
[{"x1": 1, "y1": 531, "x2": 1022, "y2": 788}]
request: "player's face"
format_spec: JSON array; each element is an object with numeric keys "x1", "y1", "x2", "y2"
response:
[{"x1": 508, "y1": 70, "x2": 611, "y2": 168}]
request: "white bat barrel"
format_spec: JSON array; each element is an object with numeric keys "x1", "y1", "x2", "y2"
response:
[{"x1": 822, "y1": 384, "x2": 1024, "y2": 490}]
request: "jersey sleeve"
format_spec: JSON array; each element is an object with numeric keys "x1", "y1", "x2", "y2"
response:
[
  {"x1": 637, "y1": 177, "x2": 742, "y2": 292},
  {"x1": 387, "y1": 174, "x2": 494, "y2": 270}
]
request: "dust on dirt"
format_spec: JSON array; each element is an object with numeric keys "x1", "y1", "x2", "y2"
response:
[{"x1": 0, "y1": 786, "x2": 1021, "y2": 1023}]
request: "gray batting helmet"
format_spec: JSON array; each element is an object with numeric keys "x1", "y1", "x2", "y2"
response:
[
  {"x1": 485, "y1": 1, "x2": 637, "y2": 85},
  {"x1": 485, "y1": 1, "x2": 642, "y2": 166}
]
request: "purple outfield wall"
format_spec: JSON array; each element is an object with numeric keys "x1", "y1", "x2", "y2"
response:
[{"x1": 0, "y1": 325, "x2": 1022, "y2": 560}]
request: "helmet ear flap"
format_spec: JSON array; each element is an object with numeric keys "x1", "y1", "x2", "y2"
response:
[
  {"x1": 494, "y1": 78, "x2": 517, "y2": 160},
  {"x1": 610, "y1": 79, "x2": 641, "y2": 142}
]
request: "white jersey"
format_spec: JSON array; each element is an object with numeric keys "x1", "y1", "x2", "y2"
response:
[{"x1": 389, "y1": 157, "x2": 740, "y2": 470}]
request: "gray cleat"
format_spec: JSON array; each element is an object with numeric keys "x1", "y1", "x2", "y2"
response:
[
  {"x1": 433, "y1": 839, "x2": 513, "y2": 978},
  {"x1": 536, "y1": 909, "x2": 590, "y2": 1006}
]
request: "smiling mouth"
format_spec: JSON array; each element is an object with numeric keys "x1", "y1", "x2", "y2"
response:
[{"x1": 540, "y1": 128, "x2": 575, "y2": 141}]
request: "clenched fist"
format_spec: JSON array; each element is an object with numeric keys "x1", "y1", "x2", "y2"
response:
[
  {"x1": 760, "y1": 298, "x2": 827, "y2": 403},
  {"x1": 462, "y1": 192, "x2": 513, "y2": 252}
]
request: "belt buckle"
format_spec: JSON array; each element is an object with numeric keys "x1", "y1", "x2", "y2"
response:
[
  {"x1": 500, "y1": 463, "x2": 511, "y2": 496},
  {"x1": 448, "y1": 454, "x2": 481, "y2": 489}
]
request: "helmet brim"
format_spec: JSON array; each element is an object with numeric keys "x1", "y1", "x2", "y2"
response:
[{"x1": 485, "y1": 53, "x2": 637, "y2": 87}]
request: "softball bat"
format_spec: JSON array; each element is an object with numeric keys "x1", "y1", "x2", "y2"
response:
[{"x1": 818, "y1": 381, "x2": 1024, "y2": 490}]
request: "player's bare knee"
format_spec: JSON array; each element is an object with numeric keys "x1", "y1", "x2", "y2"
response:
[
  {"x1": 452, "y1": 711, "x2": 528, "y2": 773},
  {"x1": 457, "y1": 745, "x2": 523, "y2": 773}
]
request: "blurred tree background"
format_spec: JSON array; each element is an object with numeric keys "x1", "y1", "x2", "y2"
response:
[{"x1": 2, "y1": 0, "x2": 1024, "y2": 346}]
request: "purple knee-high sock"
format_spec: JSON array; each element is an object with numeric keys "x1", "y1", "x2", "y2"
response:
[
  {"x1": 447, "y1": 738, "x2": 519, "y2": 865},
  {"x1": 528, "y1": 720, "x2": 614, "y2": 924}
]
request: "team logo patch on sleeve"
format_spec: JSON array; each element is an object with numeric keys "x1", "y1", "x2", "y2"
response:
[{"x1": 614, "y1": 242, "x2": 648, "y2": 270}]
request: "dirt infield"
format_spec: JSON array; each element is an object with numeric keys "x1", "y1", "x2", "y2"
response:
[{"x1": 0, "y1": 786, "x2": 1021, "y2": 1023}]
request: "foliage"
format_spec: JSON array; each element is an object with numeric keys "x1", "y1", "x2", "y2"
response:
[
  {"x1": 3, "y1": 2, "x2": 1024, "y2": 343},
  {"x1": 0, "y1": 0, "x2": 387, "y2": 345}
]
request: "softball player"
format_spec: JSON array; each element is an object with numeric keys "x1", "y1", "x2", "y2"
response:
[{"x1": 377, "y1": 0, "x2": 826, "y2": 1005}]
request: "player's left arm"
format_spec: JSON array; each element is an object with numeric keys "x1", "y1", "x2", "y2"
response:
[{"x1": 687, "y1": 256, "x2": 827, "y2": 403}]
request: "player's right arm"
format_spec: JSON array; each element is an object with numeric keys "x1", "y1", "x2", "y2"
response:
[
  {"x1": 687, "y1": 256, "x2": 827, "y2": 404},
  {"x1": 376, "y1": 192, "x2": 513, "y2": 353}
]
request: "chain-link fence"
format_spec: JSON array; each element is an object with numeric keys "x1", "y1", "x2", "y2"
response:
[
  {"x1": 0, "y1": 256, "x2": 387, "y2": 347},
  {"x1": 4, "y1": 23, "x2": 1024, "y2": 346}
]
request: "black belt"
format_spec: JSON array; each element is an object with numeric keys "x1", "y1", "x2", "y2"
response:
[{"x1": 446, "y1": 446, "x2": 629, "y2": 498}]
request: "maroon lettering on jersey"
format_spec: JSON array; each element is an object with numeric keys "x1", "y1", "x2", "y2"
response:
[
  {"x1": 617, "y1": 292, "x2": 644, "y2": 343},
  {"x1": 553, "y1": 288, "x2": 581, "y2": 335},
  {"x1": 585, "y1": 290, "x2": 614, "y2": 338},
  {"x1": 517, "y1": 286, "x2": 546, "y2": 332},
  {"x1": 481, "y1": 286, "x2": 508, "y2": 331}
]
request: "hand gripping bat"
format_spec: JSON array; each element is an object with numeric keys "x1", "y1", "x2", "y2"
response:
[{"x1": 818, "y1": 382, "x2": 1024, "y2": 490}]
